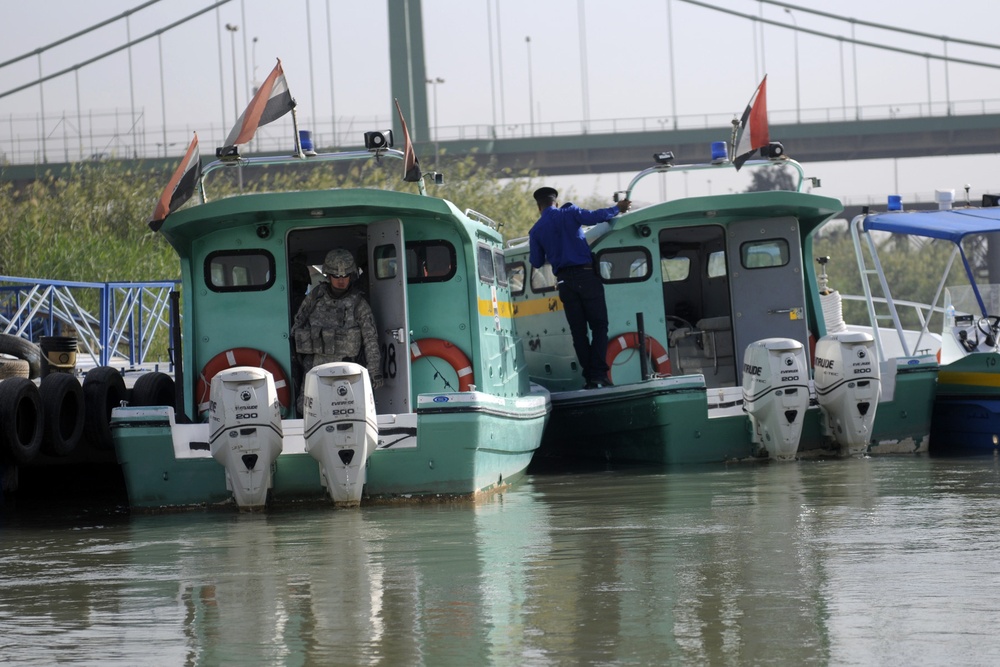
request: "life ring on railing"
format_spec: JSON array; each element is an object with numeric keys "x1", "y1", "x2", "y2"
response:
[
  {"x1": 606, "y1": 332, "x2": 671, "y2": 376},
  {"x1": 410, "y1": 338, "x2": 475, "y2": 392},
  {"x1": 196, "y1": 347, "x2": 290, "y2": 413}
]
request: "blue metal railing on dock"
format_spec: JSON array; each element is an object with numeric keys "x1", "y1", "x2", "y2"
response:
[{"x1": 0, "y1": 276, "x2": 180, "y2": 369}]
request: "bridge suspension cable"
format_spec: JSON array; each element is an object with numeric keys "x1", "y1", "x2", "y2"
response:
[
  {"x1": 0, "y1": 0, "x2": 232, "y2": 100},
  {"x1": 677, "y1": 0, "x2": 1000, "y2": 70}
]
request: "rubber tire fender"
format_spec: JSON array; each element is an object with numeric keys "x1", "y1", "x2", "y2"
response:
[
  {"x1": 0, "y1": 334, "x2": 42, "y2": 379},
  {"x1": 39, "y1": 373, "x2": 85, "y2": 458},
  {"x1": 83, "y1": 366, "x2": 128, "y2": 451},
  {"x1": 0, "y1": 377, "x2": 44, "y2": 465},
  {"x1": 0, "y1": 358, "x2": 30, "y2": 380},
  {"x1": 131, "y1": 372, "x2": 176, "y2": 409}
]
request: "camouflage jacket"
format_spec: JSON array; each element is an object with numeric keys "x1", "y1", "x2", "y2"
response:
[{"x1": 291, "y1": 282, "x2": 382, "y2": 379}]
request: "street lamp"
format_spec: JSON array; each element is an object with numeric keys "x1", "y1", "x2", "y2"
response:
[
  {"x1": 251, "y1": 36, "x2": 259, "y2": 95},
  {"x1": 426, "y1": 76, "x2": 445, "y2": 160},
  {"x1": 525, "y1": 36, "x2": 535, "y2": 134},
  {"x1": 225, "y1": 23, "x2": 239, "y2": 124},
  {"x1": 784, "y1": 8, "x2": 800, "y2": 123},
  {"x1": 426, "y1": 77, "x2": 445, "y2": 139}
]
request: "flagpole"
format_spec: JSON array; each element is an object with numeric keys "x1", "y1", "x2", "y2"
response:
[{"x1": 290, "y1": 105, "x2": 305, "y2": 159}]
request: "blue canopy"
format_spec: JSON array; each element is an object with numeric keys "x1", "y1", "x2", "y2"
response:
[{"x1": 862, "y1": 207, "x2": 1000, "y2": 243}]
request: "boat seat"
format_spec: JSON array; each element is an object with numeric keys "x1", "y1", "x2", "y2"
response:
[{"x1": 668, "y1": 316, "x2": 736, "y2": 388}]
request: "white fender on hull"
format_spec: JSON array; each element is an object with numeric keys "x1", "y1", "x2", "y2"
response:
[
  {"x1": 303, "y1": 362, "x2": 378, "y2": 507},
  {"x1": 208, "y1": 366, "x2": 283, "y2": 510}
]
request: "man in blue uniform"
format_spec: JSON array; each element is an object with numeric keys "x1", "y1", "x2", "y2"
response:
[{"x1": 529, "y1": 186, "x2": 631, "y2": 389}]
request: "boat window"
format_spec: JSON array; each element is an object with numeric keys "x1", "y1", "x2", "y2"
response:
[
  {"x1": 405, "y1": 241, "x2": 456, "y2": 283},
  {"x1": 477, "y1": 243, "x2": 496, "y2": 283},
  {"x1": 596, "y1": 247, "x2": 651, "y2": 283},
  {"x1": 373, "y1": 244, "x2": 398, "y2": 279},
  {"x1": 741, "y1": 239, "x2": 789, "y2": 269},
  {"x1": 707, "y1": 251, "x2": 727, "y2": 278},
  {"x1": 493, "y1": 249, "x2": 508, "y2": 287},
  {"x1": 661, "y1": 256, "x2": 690, "y2": 283},
  {"x1": 205, "y1": 249, "x2": 274, "y2": 292},
  {"x1": 530, "y1": 264, "x2": 557, "y2": 293},
  {"x1": 507, "y1": 262, "x2": 526, "y2": 295}
]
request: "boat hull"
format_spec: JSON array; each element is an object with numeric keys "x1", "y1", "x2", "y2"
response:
[
  {"x1": 531, "y1": 377, "x2": 754, "y2": 468},
  {"x1": 867, "y1": 359, "x2": 937, "y2": 454},
  {"x1": 930, "y1": 354, "x2": 1000, "y2": 454},
  {"x1": 111, "y1": 390, "x2": 548, "y2": 510},
  {"x1": 531, "y1": 364, "x2": 938, "y2": 468}
]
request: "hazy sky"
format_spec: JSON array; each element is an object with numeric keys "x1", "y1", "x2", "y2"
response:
[{"x1": 2, "y1": 0, "x2": 998, "y2": 206}]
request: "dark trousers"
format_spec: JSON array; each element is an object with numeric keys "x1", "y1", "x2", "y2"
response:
[{"x1": 557, "y1": 266, "x2": 609, "y2": 383}]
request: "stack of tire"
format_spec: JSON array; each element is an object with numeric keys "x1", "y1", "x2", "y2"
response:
[{"x1": 0, "y1": 334, "x2": 175, "y2": 467}]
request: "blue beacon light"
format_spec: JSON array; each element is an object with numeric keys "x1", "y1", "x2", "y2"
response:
[
  {"x1": 887, "y1": 195, "x2": 903, "y2": 211},
  {"x1": 710, "y1": 141, "x2": 728, "y2": 164}
]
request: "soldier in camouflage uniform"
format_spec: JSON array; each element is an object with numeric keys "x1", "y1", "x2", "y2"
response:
[{"x1": 291, "y1": 248, "x2": 383, "y2": 413}]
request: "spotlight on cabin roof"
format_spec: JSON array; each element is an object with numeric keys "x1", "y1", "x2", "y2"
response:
[
  {"x1": 364, "y1": 130, "x2": 394, "y2": 151},
  {"x1": 760, "y1": 142, "x2": 785, "y2": 159},
  {"x1": 653, "y1": 151, "x2": 674, "y2": 165}
]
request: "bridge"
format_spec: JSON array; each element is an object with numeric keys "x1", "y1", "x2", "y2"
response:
[{"x1": 2, "y1": 0, "x2": 1000, "y2": 183}]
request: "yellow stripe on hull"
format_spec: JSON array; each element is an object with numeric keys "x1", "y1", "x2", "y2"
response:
[
  {"x1": 477, "y1": 298, "x2": 515, "y2": 319},
  {"x1": 937, "y1": 370, "x2": 1000, "y2": 389},
  {"x1": 509, "y1": 297, "x2": 564, "y2": 318}
]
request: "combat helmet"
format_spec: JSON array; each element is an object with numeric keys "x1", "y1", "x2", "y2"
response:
[{"x1": 322, "y1": 248, "x2": 357, "y2": 278}]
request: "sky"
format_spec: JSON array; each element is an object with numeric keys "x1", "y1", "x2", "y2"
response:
[{"x1": 1, "y1": 0, "x2": 999, "y2": 207}]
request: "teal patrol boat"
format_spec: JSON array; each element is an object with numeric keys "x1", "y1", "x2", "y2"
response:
[
  {"x1": 106, "y1": 129, "x2": 549, "y2": 510},
  {"x1": 504, "y1": 141, "x2": 937, "y2": 468}
]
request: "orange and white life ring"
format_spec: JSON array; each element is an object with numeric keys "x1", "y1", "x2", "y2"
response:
[
  {"x1": 196, "y1": 347, "x2": 290, "y2": 412},
  {"x1": 410, "y1": 338, "x2": 475, "y2": 392},
  {"x1": 606, "y1": 332, "x2": 671, "y2": 376}
]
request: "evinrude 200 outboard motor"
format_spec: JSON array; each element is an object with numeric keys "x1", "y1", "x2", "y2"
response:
[
  {"x1": 742, "y1": 338, "x2": 810, "y2": 460},
  {"x1": 303, "y1": 362, "x2": 378, "y2": 507},
  {"x1": 209, "y1": 366, "x2": 283, "y2": 510},
  {"x1": 813, "y1": 331, "x2": 881, "y2": 455}
]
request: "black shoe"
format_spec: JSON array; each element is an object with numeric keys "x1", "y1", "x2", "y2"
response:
[
  {"x1": 600, "y1": 378, "x2": 614, "y2": 387},
  {"x1": 583, "y1": 381, "x2": 600, "y2": 390}
]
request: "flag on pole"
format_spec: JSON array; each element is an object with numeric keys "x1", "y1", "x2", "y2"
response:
[
  {"x1": 148, "y1": 133, "x2": 201, "y2": 231},
  {"x1": 218, "y1": 58, "x2": 295, "y2": 155},
  {"x1": 733, "y1": 75, "x2": 770, "y2": 171},
  {"x1": 394, "y1": 98, "x2": 422, "y2": 183}
]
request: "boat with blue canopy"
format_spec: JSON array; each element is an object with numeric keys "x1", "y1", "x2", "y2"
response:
[{"x1": 846, "y1": 197, "x2": 1000, "y2": 454}]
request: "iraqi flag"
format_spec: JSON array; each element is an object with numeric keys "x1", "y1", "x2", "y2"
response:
[
  {"x1": 733, "y1": 75, "x2": 770, "y2": 171},
  {"x1": 394, "y1": 98, "x2": 421, "y2": 183},
  {"x1": 148, "y1": 133, "x2": 201, "y2": 231},
  {"x1": 219, "y1": 58, "x2": 295, "y2": 153}
]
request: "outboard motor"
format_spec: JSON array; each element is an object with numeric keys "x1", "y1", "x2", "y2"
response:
[
  {"x1": 813, "y1": 331, "x2": 881, "y2": 455},
  {"x1": 303, "y1": 362, "x2": 378, "y2": 507},
  {"x1": 742, "y1": 338, "x2": 810, "y2": 460},
  {"x1": 209, "y1": 366, "x2": 283, "y2": 510}
]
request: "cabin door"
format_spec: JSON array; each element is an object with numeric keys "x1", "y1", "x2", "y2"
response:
[
  {"x1": 726, "y1": 216, "x2": 810, "y2": 371},
  {"x1": 367, "y1": 219, "x2": 412, "y2": 412}
]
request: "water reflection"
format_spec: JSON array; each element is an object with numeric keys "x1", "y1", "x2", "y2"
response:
[{"x1": 3, "y1": 457, "x2": 1000, "y2": 665}]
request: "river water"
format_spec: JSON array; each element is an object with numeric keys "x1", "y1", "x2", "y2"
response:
[{"x1": 2, "y1": 455, "x2": 1000, "y2": 666}]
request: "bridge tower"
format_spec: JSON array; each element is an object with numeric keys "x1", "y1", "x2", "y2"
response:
[{"x1": 387, "y1": 0, "x2": 430, "y2": 143}]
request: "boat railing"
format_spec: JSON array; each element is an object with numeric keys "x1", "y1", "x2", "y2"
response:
[
  {"x1": 199, "y1": 147, "x2": 428, "y2": 202},
  {"x1": 0, "y1": 276, "x2": 180, "y2": 370},
  {"x1": 464, "y1": 208, "x2": 502, "y2": 231},
  {"x1": 620, "y1": 155, "x2": 816, "y2": 202},
  {"x1": 838, "y1": 292, "x2": 944, "y2": 359}
]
